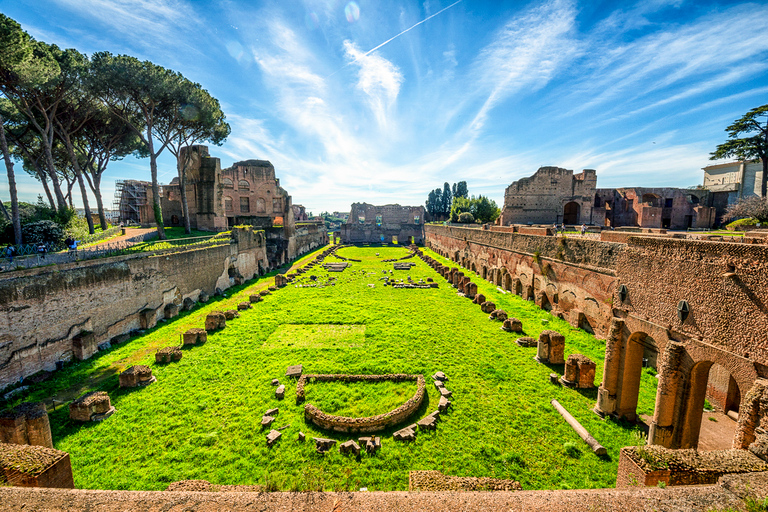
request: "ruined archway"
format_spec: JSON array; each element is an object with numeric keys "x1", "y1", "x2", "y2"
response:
[
  {"x1": 678, "y1": 361, "x2": 741, "y2": 449},
  {"x1": 503, "y1": 273, "x2": 513, "y2": 291},
  {"x1": 482, "y1": 266, "x2": 488, "y2": 281},
  {"x1": 515, "y1": 279, "x2": 522, "y2": 296},
  {"x1": 563, "y1": 202, "x2": 580, "y2": 225}
]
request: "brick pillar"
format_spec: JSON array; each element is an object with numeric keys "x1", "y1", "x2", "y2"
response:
[
  {"x1": 648, "y1": 342, "x2": 685, "y2": 448},
  {"x1": 595, "y1": 318, "x2": 624, "y2": 416}
]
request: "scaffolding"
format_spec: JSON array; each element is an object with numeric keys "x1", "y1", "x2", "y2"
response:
[{"x1": 113, "y1": 180, "x2": 151, "y2": 224}]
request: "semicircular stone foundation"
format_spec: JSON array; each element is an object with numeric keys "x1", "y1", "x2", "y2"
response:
[{"x1": 298, "y1": 374, "x2": 426, "y2": 434}]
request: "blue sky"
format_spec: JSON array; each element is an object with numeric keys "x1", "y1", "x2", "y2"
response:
[{"x1": 1, "y1": 0, "x2": 767, "y2": 215}]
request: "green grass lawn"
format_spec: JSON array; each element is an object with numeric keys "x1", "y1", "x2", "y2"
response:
[{"x1": 6, "y1": 244, "x2": 658, "y2": 491}]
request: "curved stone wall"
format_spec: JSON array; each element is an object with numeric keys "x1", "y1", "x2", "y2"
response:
[{"x1": 299, "y1": 374, "x2": 425, "y2": 434}]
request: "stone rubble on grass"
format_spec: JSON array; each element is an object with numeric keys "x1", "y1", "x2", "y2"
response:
[
  {"x1": 433, "y1": 379, "x2": 445, "y2": 390},
  {"x1": 503, "y1": 318, "x2": 524, "y2": 333},
  {"x1": 515, "y1": 336, "x2": 535, "y2": 347},
  {"x1": 261, "y1": 415, "x2": 275, "y2": 427},
  {"x1": 271, "y1": 379, "x2": 279, "y2": 386},
  {"x1": 438, "y1": 387, "x2": 453, "y2": 398},
  {"x1": 359, "y1": 436, "x2": 381, "y2": 454},
  {"x1": 265, "y1": 408, "x2": 278, "y2": 416},
  {"x1": 417, "y1": 411, "x2": 440, "y2": 431},
  {"x1": 438, "y1": 396, "x2": 452, "y2": 413},
  {"x1": 393, "y1": 424, "x2": 418, "y2": 442},
  {"x1": 266, "y1": 429, "x2": 281, "y2": 447},
  {"x1": 339, "y1": 440, "x2": 361, "y2": 456},
  {"x1": 298, "y1": 432, "x2": 305, "y2": 442},
  {"x1": 314, "y1": 438, "x2": 337, "y2": 454},
  {"x1": 275, "y1": 385, "x2": 285, "y2": 400},
  {"x1": 286, "y1": 364, "x2": 303, "y2": 378}
]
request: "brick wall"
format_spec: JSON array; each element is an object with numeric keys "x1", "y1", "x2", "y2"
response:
[{"x1": 0, "y1": 227, "x2": 270, "y2": 391}]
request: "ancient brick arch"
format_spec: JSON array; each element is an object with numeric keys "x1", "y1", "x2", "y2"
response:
[{"x1": 649, "y1": 340, "x2": 755, "y2": 450}]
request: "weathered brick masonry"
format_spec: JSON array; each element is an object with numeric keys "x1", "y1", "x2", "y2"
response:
[
  {"x1": 425, "y1": 225, "x2": 768, "y2": 452},
  {"x1": 0, "y1": 227, "x2": 270, "y2": 390}
]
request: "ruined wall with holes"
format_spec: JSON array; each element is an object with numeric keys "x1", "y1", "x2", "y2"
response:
[
  {"x1": 342, "y1": 203, "x2": 425, "y2": 244},
  {"x1": 0, "y1": 227, "x2": 269, "y2": 391}
]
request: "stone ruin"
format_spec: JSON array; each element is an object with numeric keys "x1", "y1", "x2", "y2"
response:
[
  {"x1": 204, "y1": 312, "x2": 226, "y2": 331},
  {"x1": 249, "y1": 293, "x2": 263, "y2": 303},
  {"x1": 275, "y1": 274, "x2": 288, "y2": 287},
  {"x1": 266, "y1": 429, "x2": 281, "y2": 448},
  {"x1": 299, "y1": 374, "x2": 425, "y2": 434},
  {"x1": 164, "y1": 303, "x2": 179, "y2": 320},
  {"x1": 536, "y1": 330, "x2": 565, "y2": 365},
  {"x1": 237, "y1": 302, "x2": 251, "y2": 311},
  {"x1": 393, "y1": 262, "x2": 416, "y2": 270},
  {"x1": 502, "y1": 318, "x2": 524, "y2": 333},
  {"x1": 155, "y1": 346, "x2": 182, "y2": 364},
  {"x1": 323, "y1": 262, "x2": 349, "y2": 273},
  {"x1": 0, "y1": 402, "x2": 53, "y2": 449},
  {"x1": 69, "y1": 391, "x2": 114, "y2": 422},
  {"x1": 223, "y1": 309, "x2": 239, "y2": 320},
  {"x1": 515, "y1": 336, "x2": 536, "y2": 347},
  {"x1": 183, "y1": 328, "x2": 208, "y2": 346},
  {"x1": 489, "y1": 309, "x2": 508, "y2": 321},
  {"x1": 560, "y1": 354, "x2": 596, "y2": 389},
  {"x1": 119, "y1": 365, "x2": 156, "y2": 388},
  {"x1": 285, "y1": 364, "x2": 303, "y2": 378},
  {"x1": 0, "y1": 442, "x2": 75, "y2": 488},
  {"x1": 480, "y1": 301, "x2": 496, "y2": 314},
  {"x1": 473, "y1": 293, "x2": 486, "y2": 305}
]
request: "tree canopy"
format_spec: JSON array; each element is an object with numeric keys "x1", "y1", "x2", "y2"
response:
[{"x1": 710, "y1": 104, "x2": 768, "y2": 197}]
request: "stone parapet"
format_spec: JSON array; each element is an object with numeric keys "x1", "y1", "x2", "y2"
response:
[{"x1": 0, "y1": 443, "x2": 74, "y2": 488}]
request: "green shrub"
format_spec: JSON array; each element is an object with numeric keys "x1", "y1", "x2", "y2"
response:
[
  {"x1": 21, "y1": 220, "x2": 64, "y2": 244},
  {"x1": 457, "y1": 212, "x2": 475, "y2": 224},
  {"x1": 726, "y1": 217, "x2": 761, "y2": 231}
]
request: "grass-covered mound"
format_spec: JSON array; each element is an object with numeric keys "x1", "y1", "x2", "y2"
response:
[{"x1": 6, "y1": 244, "x2": 657, "y2": 491}]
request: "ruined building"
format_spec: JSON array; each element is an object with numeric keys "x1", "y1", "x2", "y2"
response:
[
  {"x1": 153, "y1": 145, "x2": 324, "y2": 265},
  {"x1": 341, "y1": 203, "x2": 425, "y2": 244},
  {"x1": 703, "y1": 159, "x2": 765, "y2": 224},
  {"x1": 500, "y1": 166, "x2": 716, "y2": 229}
]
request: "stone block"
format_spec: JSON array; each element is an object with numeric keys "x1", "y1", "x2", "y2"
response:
[
  {"x1": 237, "y1": 302, "x2": 251, "y2": 311},
  {"x1": 298, "y1": 431, "x2": 305, "y2": 442},
  {"x1": 339, "y1": 439, "x2": 361, "y2": 456},
  {"x1": 182, "y1": 297, "x2": 196, "y2": 311},
  {"x1": 271, "y1": 379, "x2": 279, "y2": 386},
  {"x1": 69, "y1": 392, "x2": 114, "y2": 422},
  {"x1": 439, "y1": 387, "x2": 453, "y2": 398},
  {"x1": 261, "y1": 415, "x2": 275, "y2": 427},
  {"x1": 265, "y1": 408, "x2": 279, "y2": 417},
  {"x1": 275, "y1": 385, "x2": 285, "y2": 400},
  {"x1": 204, "y1": 312, "x2": 226, "y2": 332},
  {"x1": 164, "y1": 303, "x2": 179, "y2": 319},
  {"x1": 417, "y1": 412, "x2": 439, "y2": 431},
  {"x1": 286, "y1": 364, "x2": 303, "y2": 378},
  {"x1": 536, "y1": 330, "x2": 565, "y2": 365},
  {"x1": 473, "y1": 293, "x2": 485, "y2": 305},
  {"x1": 249, "y1": 294, "x2": 262, "y2": 303},
  {"x1": 72, "y1": 331, "x2": 97, "y2": 361},
  {"x1": 433, "y1": 371, "x2": 447, "y2": 381},
  {"x1": 266, "y1": 429, "x2": 281, "y2": 448},
  {"x1": 155, "y1": 346, "x2": 182, "y2": 364},
  {"x1": 184, "y1": 328, "x2": 208, "y2": 345},
  {"x1": 438, "y1": 396, "x2": 452, "y2": 412},
  {"x1": 393, "y1": 424, "x2": 417, "y2": 442},
  {"x1": 198, "y1": 291, "x2": 210, "y2": 303},
  {"x1": 119, "y1": 365, "x2": 155, "y2": 388},
  {"x1": 480, "y1": 301, "x2": 496, "y2": 313},
  {"x1": 223, "y1": 310, "x2": 239, "y2": 320},
  {"x1": 359, "y1": 436, "x2": 381, "y2": 454},
  {"x1": 489, "y1": 309, "x2": 507, "y2": 321},
  {"x1": 139, "y1": 308, "x2": 157, "y2": 330}
]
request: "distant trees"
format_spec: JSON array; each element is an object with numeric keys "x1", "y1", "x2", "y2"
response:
[
  {"x1": 425, "y1": 181, "x2": 468, "y2": 219},
  {"x1": 0, "y1": 14, "x2": 230, "y2": 243},
  {"x1": 723, "y1": 196, "x2": 768, "y2": 223},
  {"x1": 450, "y1": 195, "x2": 500, "y2": 224},
  {"x1": 711, "y1": 104, "x2": 768, "y2": 198}
]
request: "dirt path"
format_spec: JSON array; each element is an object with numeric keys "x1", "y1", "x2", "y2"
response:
[{"x1": 88, "y1": 227, "x2": 157, "y2": 247}]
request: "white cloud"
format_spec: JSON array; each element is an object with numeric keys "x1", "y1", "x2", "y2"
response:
[{"x1": 343, "y1": 40, "x2": 404, "y2": 129}]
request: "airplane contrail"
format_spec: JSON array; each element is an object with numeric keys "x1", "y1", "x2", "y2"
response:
[
  {"x1": 362, "y1": 0, "x2": 463, "y2": 57},
  {"x1": 329, "y1": 0, "x2": 463, "y2": 76}
]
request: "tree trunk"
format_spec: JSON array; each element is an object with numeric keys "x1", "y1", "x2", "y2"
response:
[
  {"x1": 178, "y1": 157, "x2": 192, "y2": 234},
  {"x1": 92, "y1": 174, "x2": 108, "y2": 231},
  {"x1": 0, "y1": 200, "x2": 9, "y2": 222},
  {"x1": 0, "y1": 114, "x2": 22, "y2": 245},
  {"x1": 146, "y1": 134, "x2": 166, "y2": 240},
  {"x1": 37, "y1": 164, "x2": 56, "y2": 210},
  {"x1": 43, "y1": 141, "x2": 68, "y2": 212},
  {"x1": 75, "y1": 170, "x2": 95, "y2": 234}
]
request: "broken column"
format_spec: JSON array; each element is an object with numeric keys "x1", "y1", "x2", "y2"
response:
[
  {"x1": 156, "y1": 346, "x2": 183, "y2": 363},
  {"x1": 536, "y1": 330, "x2": 565, "y2": 365},
  {"x1": 560, "y1": 354, "x2": 596, "y2": 389},
  {"x1": 69, "y1": 391, "x2": 115, "y2": 422},
  {"x1": 119, "y1": 365, "x2": 156, "y2": 388},
  {"x1": 0, "y1": 402, "x2": 53, "y2": 449},
  {"x1": 184, "y1": 328, "x2": 208, "y2": 345},
  {"x1": 204, "y1": 312, "x2": 226, "y2": 331}
]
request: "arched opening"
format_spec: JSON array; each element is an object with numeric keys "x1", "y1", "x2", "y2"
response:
[
  {"x1": 482, "y1": 266, "x2": 488, "y2": 280},
  {"x1": 687, "y1": 194, "x2": 700, "y2": 205},
  {"x1": 563, "y1": 202, "x2": 580, "y2": 225},
  {"x1": 678, "y1": 362, "x2": 741, "y2": 450},
  {"x1": 615, "y1": 332, "x2": 658, "y2": 422},
  {"x1": 472, "y1": 262, "x2": 477, "y2": 273},
  {"x1": 503, "y1": 274, "x2": 513, "y2": 291},
  {"x1": 495, "y1": 270, "x2": 502, "y2": 287},
  {"x1": 578, "y1": 313, "x2": 594, "y2": 334},
  {"x1": 540, "y1": 293, "x2": 551, "y2": 311}
]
